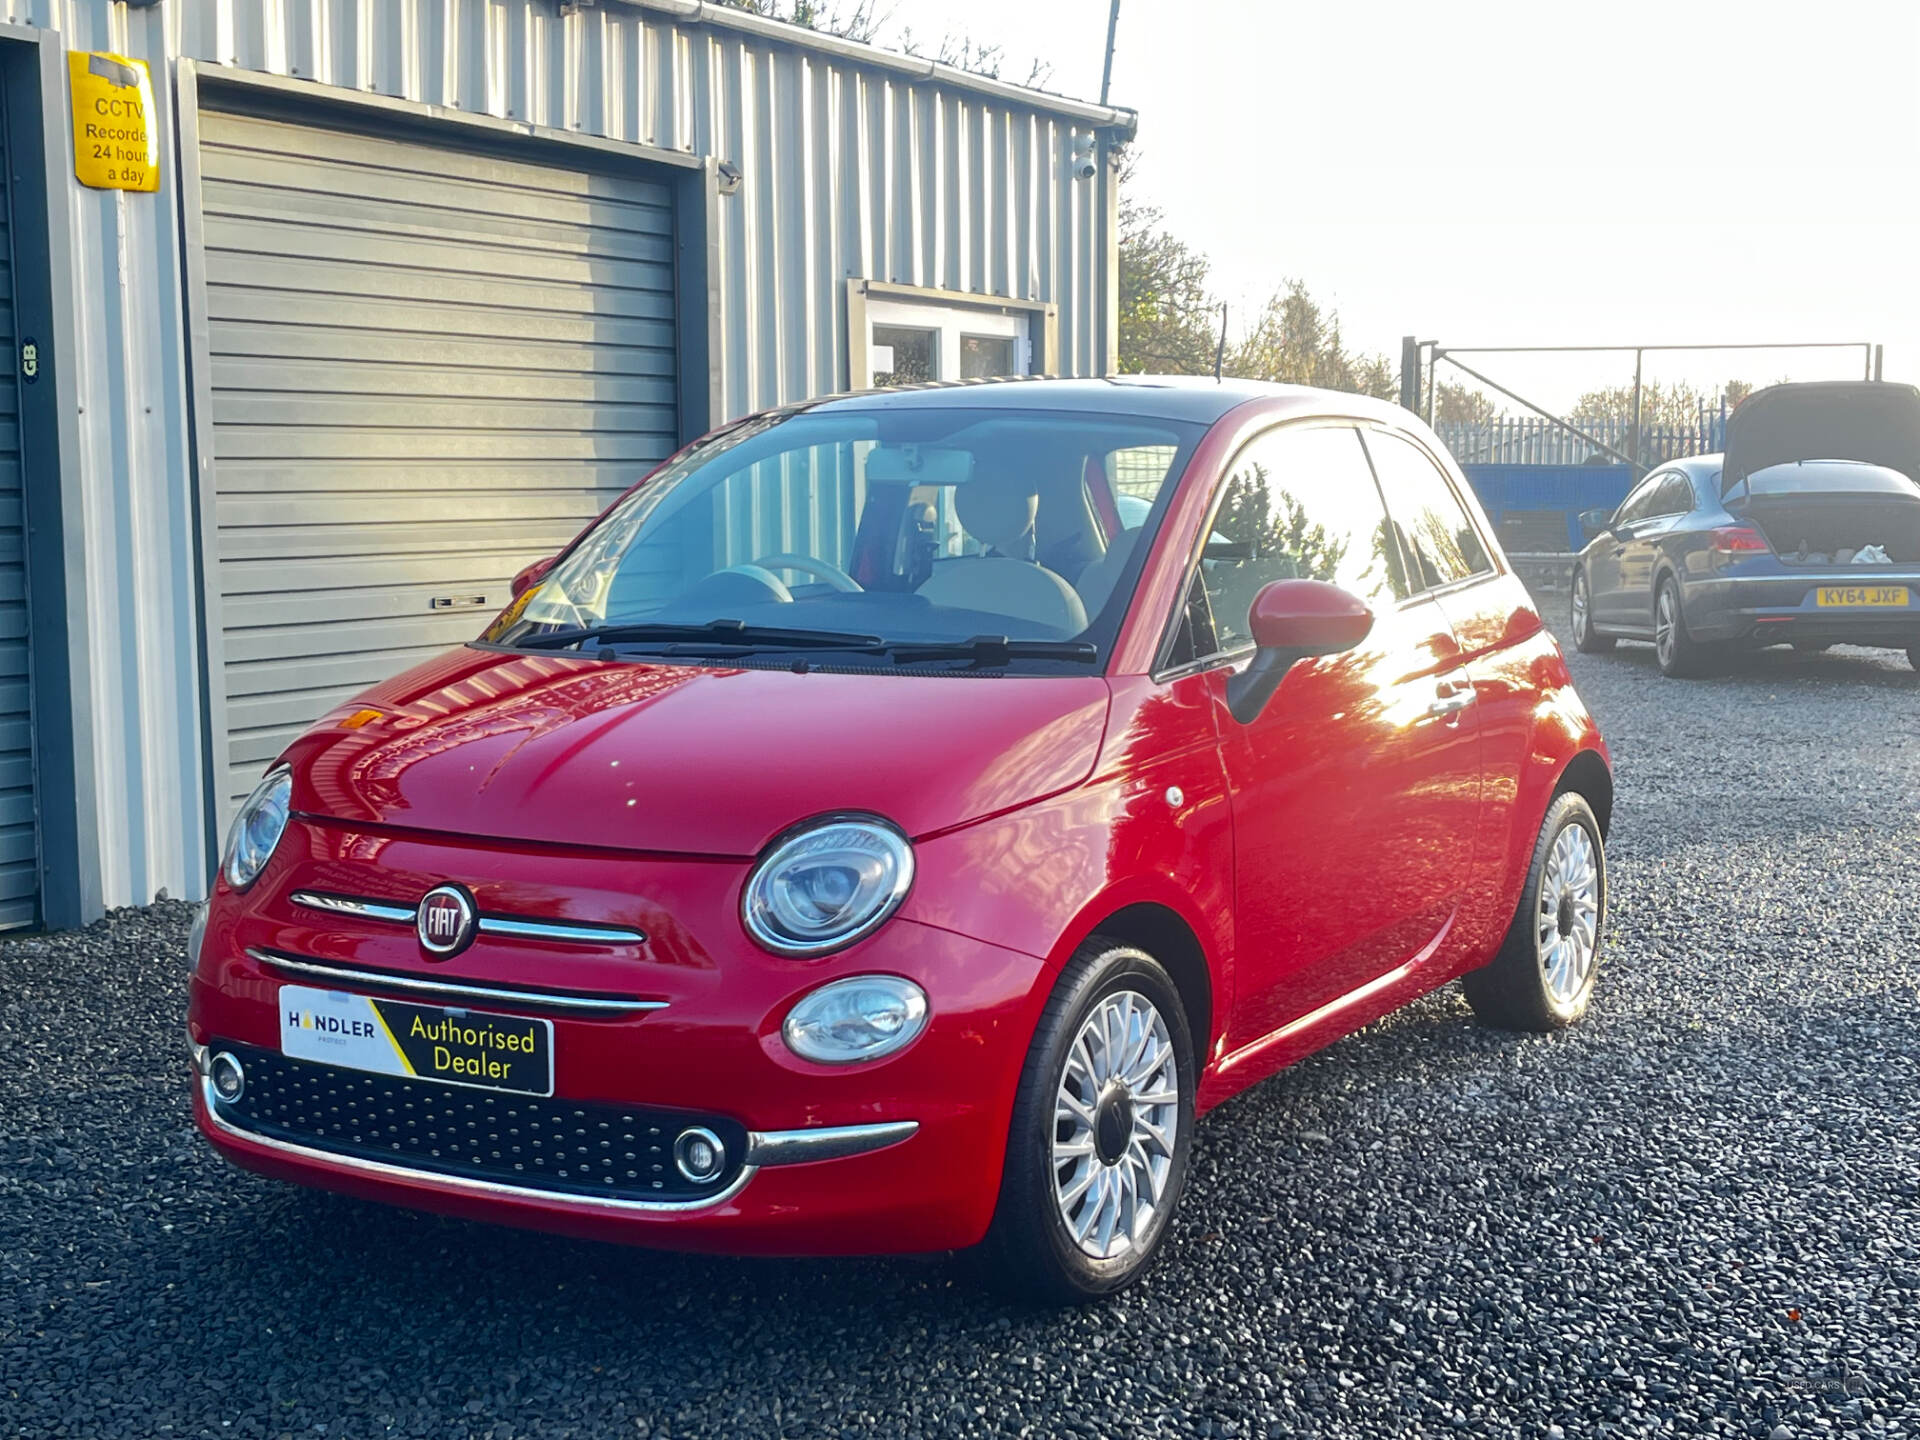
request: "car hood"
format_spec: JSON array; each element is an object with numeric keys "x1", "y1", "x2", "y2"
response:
[
  {"x1": 1722, "y1": 381, "x2": 1920, "y2": 495},
  {"x1": 282, "y1": 646, "x2": 1113, "y2": 857}
]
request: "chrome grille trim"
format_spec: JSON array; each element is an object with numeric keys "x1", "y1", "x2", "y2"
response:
[
  {"x1": 290, "y1": 889, "x2": 647, "y2": 946},
  {"x1": 290, "y1": 891, "x2": 414, "y2": 924},
  {"x1": 478, "y1": 917, "x2": 648, "y2": 945},
  {"x1": 248, "y1": 948, "x2": 666, "y2": 1017}
]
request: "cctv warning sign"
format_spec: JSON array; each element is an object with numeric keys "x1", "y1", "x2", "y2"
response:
[{"x1": 68, "y1": 51, "x2": 159, "y2": 192}]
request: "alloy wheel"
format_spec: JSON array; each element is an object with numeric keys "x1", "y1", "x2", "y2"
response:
[
  {"x1": 1537, "y1": 822, "x2": 1601, "y2": 1003},
  {"x1": 1655, "y1": 587, "x2": 1677, "y2": 668},
  {"x1": 1571, "y1": 574, "x2": 1590, "y2": 641},
  {"x1": 1051, "y1": 990, "x2": 1181, "y2": 1261}
]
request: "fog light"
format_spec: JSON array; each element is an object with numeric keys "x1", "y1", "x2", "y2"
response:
[
  {"x1": 673, "y1": 1127, "x2": 726, "y2": 1183},
  {"x1": 209, "y1": 1051, "x2": 245, "y2": 1104},
  {"x1": 782, "y1": 974, "x2": 928, "y2": 1065}
]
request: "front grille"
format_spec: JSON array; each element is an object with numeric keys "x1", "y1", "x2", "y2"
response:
[{"x1": 211, "y1": 1043, "x2": 747, "y2": 1202}]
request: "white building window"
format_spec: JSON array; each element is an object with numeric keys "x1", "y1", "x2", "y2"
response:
[{"x1": 848, "y1": 280, "x2": 1058, "y2": 391}]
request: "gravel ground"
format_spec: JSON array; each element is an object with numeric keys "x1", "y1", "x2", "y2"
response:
[{"x1": 5, "y1": 630, "x2": 1920, "y2": 1439}]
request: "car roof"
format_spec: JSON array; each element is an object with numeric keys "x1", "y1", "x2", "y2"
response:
[{"x1": 798, "y1": 374, "x2": 1414, "y2": 428}]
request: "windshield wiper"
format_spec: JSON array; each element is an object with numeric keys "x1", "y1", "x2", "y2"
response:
[
  {"x1": 516, "y1": 620, "x2": 885, "y2": 652},
  {"x1": 880, "y1": 635, "x2": 1100, "y2": 666}
]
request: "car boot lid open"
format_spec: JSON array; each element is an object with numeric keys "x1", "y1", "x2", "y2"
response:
[{"x1": 1722, "y1": 381, "x2": 1920, "y2": 496}]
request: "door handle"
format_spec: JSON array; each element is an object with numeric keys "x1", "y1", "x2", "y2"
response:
[{"x1": 1427, "y1": 681, "x2": 1474, "y2": 718}]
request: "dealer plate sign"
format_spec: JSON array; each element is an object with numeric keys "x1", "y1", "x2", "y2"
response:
[
  {"x1": 68, "y1": 51, "x2": 159, "y2": 192},
  {"x1": 279, "y1": 984, "x2": 554, "y2": 1096}
]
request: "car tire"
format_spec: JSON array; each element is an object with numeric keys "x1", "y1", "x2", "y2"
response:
[
  {"x1": 1570, "y1": 569, "x2": 1614, "y2": 653},
  {"x1": 1654, "y1": 575, "x2": 1712, "y2": 678},
  {"x1": 1463, "y1": 791, "x2": 1607, "y2": 1033},
  {"x1": 979, "y1": 937, "x2": 1196, "y2": 1304}
]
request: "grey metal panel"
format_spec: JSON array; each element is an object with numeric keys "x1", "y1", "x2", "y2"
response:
[
  {"x1": 0, "y1": 68, "x2": 35, "y2": 928},
  {"x1": 200, "y1": 108, "x2": 679, "y2": 806},
  {"x1": 148, "y1": 0, "x2": 1124, "y2": 416}
]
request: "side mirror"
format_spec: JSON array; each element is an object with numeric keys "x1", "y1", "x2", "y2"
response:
[
  {"x1": 510, "y1": 555, "x2": 558, "y2": 599},
  {"x1": 1577, "y1": 508, "x2": 1614, "y2": 540},
  {"x1": 1227, "y1": 579, "x2": 1374, "y2": 724}
]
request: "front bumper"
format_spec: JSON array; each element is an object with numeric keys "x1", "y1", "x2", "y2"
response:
[
  {"x1": 191, "y1": 1043, "x2": 916, "y2": 1212},
  {"x1": 187, "y1": 826, "x2": 1054, "y2": 1255},
  {"x1": 1683, "y1": 572, "x2": 1920, "y2": 646}
]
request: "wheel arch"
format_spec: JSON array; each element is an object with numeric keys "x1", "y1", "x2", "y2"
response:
[
  {"x1": 1079, "y1": 901, "x2": 1216, "y2": 1060},
  {"x1": 1552, "y1": 746, "x2": 1614, "y2": 837},
  {"x1": 1653, "y1": 556, "x2": 1688, "y2": 601}
]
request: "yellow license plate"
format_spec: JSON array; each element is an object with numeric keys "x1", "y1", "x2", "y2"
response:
[{"x1": 1815, "y1": 585, "x2": 1909, "y2": 608}]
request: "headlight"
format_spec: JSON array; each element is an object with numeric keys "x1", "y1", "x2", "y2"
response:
[
  {"x1": 221, "y1": 766, "x2": 292, "y2": 891},
  {"x1": 742, "y1": 816, "x2": 913, "y2": 956},
  {"x1": 186, "y1": 901, "x2": 209, "y2": 974},
  {"x1": 782, "y1": 975, "x2": 929, "y2": 1065}
]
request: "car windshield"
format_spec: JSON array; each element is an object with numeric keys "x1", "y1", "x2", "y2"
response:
[{"x1": 485, "y1": 406, "x2": 1206, "y2": 670}]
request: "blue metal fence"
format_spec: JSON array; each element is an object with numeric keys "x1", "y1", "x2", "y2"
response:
[
  {"x1": 1438, "y1": 404, "x2": 1728, "y2": 469},
  {"x1": 1462, "y1": 464, "x2": 1636, "y2": 553},
  {"x1": 1445, "y1": 401, "x2": 1729, "y2": 552}
]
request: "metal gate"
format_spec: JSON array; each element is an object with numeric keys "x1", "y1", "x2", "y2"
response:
[
  {"x1": 198, "y1": 107, "x2": 680, "y2": 808},
  {"x1": 0, "y1": 72, "x2": 39, "y2": 930}
]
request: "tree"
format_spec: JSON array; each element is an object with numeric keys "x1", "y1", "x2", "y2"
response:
[
  {"x1": 714, "y1": 3, "x2": 1053, "y2": 84},
  {"x1": 1570, "y1": 379, "x2": 1750, "y2": 429},
  {"x1": 1215, "y1": 466, "x2": 1348, "y2": 583},
  {"x1": 1227, "y1": 282, "x2": 1396, "y2": 402},
  {"x1": 712, "y1": 1, "x2": 884, "y2": 43},
  {"x1": 896, "y1": 30, "x2": 1053, "y2": 86},
  {"x1": 1117, "y1": 165, "x2": 1395, "y2": 399},
  {"x1": 1117, "y1": 187, "x2": 1224, "y2": 376},
  {"x1": 1433, "y1": 381, "x2": 1498, "y2": 426}
]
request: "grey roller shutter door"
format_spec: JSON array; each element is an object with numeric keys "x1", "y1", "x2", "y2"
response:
[
  {"x1": 200, "y1": 109, "x2": 679, "y2": 808},
  {"x1": 0, "y1": 73, "x2": 39, "y2": 930}
]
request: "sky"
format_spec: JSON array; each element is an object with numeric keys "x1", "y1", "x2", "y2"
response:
[{"x1": 864, "y1": 0, "x2": 1920, "y2": 413}]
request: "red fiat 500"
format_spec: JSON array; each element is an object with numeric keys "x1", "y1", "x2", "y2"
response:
[{"x1": 189, "y1": 378, "x2": 1611, "y2": 1301}]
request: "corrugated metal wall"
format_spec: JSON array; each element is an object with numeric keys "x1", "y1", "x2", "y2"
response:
[
  {"x1": 5, "y1": 0, "x2": 1128, "y2": 912},
  {"x1": 169, "y1": 0, "x2": 1127, "y2": 419}
]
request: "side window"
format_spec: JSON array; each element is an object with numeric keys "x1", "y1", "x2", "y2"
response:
[
  {"x1": 1193, "y1": 425, "x2": 1408, "y2": 657},
  {"x1": 1162, "y1": 570, "x2": 1217, "y2": 670},
  {"x1": 1107, "y1": 444, "x2": 1180, "y2": 514},
  {"x1": 1365, "y1": 431, "x2": 1495, "y2": 591},
  {"x1": 1614, "y1": 475, "x2": 1666, "y2": 526},
  {"x1": 1654, "y1": 474, "x2": 1695, "y2": 516}
]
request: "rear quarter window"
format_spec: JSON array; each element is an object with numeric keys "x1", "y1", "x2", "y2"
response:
[{"x1": 1364, "y1": 430, "x2": 1494, "y2": 590}]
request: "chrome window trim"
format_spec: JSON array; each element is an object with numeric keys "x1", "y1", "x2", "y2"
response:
[
  {"x1": 249, "y1": 948, "x2": 666, "y2": 1017},
  {"x1": 290, "y1": 890, "x2": 646, "y2": 946},
  {"x1": 200, "y1": 1076, "x2": 754, "y2": 1213}
]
